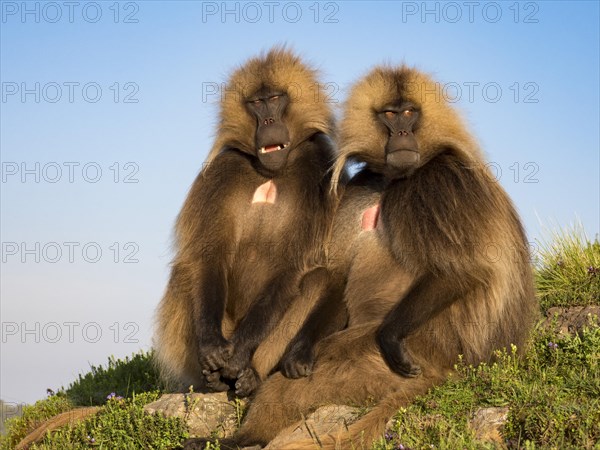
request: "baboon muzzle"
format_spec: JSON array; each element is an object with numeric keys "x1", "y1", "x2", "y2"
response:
[
  {"x1": 378, "y1": 105, "x2": 421, "y2": 178},
  {"x1": 385, "y1": 130, "x2": 420, "y2": 177},
  {"x1": 247, "y1": 90, "x2": 292, "y2": 172},
  {"x1": 256, "y1": 119, "x2": 291, "y2": 172}
]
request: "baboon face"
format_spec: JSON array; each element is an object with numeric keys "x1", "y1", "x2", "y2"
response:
[
  {"x1": 377, "y1": 101, "x2": 421, "y2": 179},
  {"x1": 211, "y1": 48, "x2": 334, "y2": 174},
  {"x1": 245, "y1": 86, "x2": 292, "y2": 172},
  {"x1": 337, "y1": 67, "x2": 478, "y2": 181}
]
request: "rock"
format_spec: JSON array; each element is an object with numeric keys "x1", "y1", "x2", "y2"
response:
[
  {"x1": 385, "y1": 417, "x2": 395, "y2": 431},
  {"x1": 143, "y1": 393, "x2": 187, "y2": 417},
  {"x1": 469, "y1": 406, "x2": 509, "y2": 445},
  {"x1": 265, "y1": 405, "x2": 360, "y2": 449},
  {"x1": 143, "y1": 392, "x2": 246, "y2": 438},
  {"x1": 544, "y1": 306, "x2": 600, "y2": 335}
]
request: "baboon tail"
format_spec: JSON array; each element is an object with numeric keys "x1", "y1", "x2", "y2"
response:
[
  {"x1": 16, "y1": 406, "x2": 101, "y2": 449},
  {"x1": 275, "y1": 381, "x2": 434, "y2": 450}
]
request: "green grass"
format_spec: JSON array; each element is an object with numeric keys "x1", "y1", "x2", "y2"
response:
[
  {"x1": 34, "y1": 392, "x2": 187, "y2": 449},
  {"x1": 375, "y1": 225, "x2": 600, "y2": 450},
  {"x1": 64, "y1": 351, "x2": 163, "y2": 407},
  {"x1": 0, "y1": 394, "x2": 74, "y2": 450},
  {"x1": 0, "y1": 392, "x2": 188, "y2": 450},
  {"x1": 2, "y1": 225, "x2": 599, "y2": 449},
  {"x1": 375, "y1": 322, "x2": 600, "y2": 450},
  {"x1": 535, "y1": 223, "x2": 600, "y2": 311}
]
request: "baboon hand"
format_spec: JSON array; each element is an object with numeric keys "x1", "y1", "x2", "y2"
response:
[
  {"x1": 279, "y1": 341, "x2": 315, "y2": 378},
  {"x1": 234, "y1": 366, "x2": 260, "y2": 397},
  {"x1": 377, "y1": 331, "x2": 421, "y2": 378},
  {"x1": 220, "y1": 347, "x2": 251, "y2": 380},
  {"x1": 198, "y1": 334, "x2": 233, "y2": 372},
  {"x1": 201, "y1": 369, "x2": 230, "y2": 392}
]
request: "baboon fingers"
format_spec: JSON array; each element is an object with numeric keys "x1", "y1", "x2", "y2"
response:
[
  {"x1": 281, "y1": 359, "x2": 313, "y2": 379},
  {"x1": 378, "y1": 337, "x2": 422, "y2": 378},
  {"x1": 202, "y1": 370, "x2": 230, "y2": 392},
  {"x1": 279, "y1": 341, "x2": 315, "y2": 379},
  {"x1": 199, "y1": 339, "x2": 234, "y2": 372},
  {"x1": 202, "y1": 356, "x2": 224, "y2": 372},
  {"x1": 234, "y1": 367, "x2": 260, "y2": 397},
  {"x1": 220, "y1": 360, "x2": 246, "y2": 380},
  {"x1": 401, "y1": 363, "x2": 422, "y2": 378}
]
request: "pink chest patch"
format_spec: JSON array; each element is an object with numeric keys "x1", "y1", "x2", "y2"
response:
[
  {"x1": 361, "y1": 204, "x2": 380, "y2": 231},
  {"x1": 252, "y1": 180, "x2": 277, "y2": 204}
]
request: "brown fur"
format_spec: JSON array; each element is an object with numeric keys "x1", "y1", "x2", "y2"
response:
[
  {"x1": 15, "y1": 406, "x2": 100, "y2": 449},
  {"x1": 206, "y1": 48, "x2": 335, "y2": 166},
  {"x1": 227, "y1": 66, "x2": 539, "y2": 449},
  {"x1": 153, "y1": 47, "x2": 336, "y2": 394}
]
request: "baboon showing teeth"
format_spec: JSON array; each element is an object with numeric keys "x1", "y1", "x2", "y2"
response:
[
  {"x1": 153, "y1": 47, "x2": 336, "y2": 402},
  {"x1": 194, "y1": 65, "x2": 537, "y2": 450}
]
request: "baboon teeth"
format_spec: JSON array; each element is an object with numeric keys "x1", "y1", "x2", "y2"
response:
[{"x1": 260, "y1": 143, "x2": 289, "y2": 154}]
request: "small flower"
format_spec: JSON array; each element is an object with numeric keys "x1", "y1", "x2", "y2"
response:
[
  {"x1": 396, "y1": 445, "x2": 405, "y2": 450},
  {"x1": 587, "y1": 266, "x2": 598, "y2": 276},
  {"x1": 384, "y1": 432, "x2": 393, "y2": 441},
  {"x1": 87, "y1": 435, "x2": 96, "y2": 443},
  {"x1": 106, "y1": 392, "x2": 124, "y2": 401},
  {"x1": 547, "y1": 341, "x2": 558, "y2": 350}
]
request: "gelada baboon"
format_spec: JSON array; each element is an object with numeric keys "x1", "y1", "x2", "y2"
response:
[
  {"x1": 193, "y1": 66, "x2": 538, "y2": 449},
  {"x1": 153, "y1": 47, "x2": 336, "y2": 399}
]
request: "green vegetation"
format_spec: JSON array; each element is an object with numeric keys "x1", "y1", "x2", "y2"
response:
[
  {"x1": 64, "y1": 351, "x2": 163, "y2": 407},
  {"x1": 0, "y1": 394, "x2": 73, "y2": 450},
  {"x1": 2, "y1": 226, "x2": 599, "y2": 449},
  {"x1": 0, "y1": 392, "x2": 187, "y2": 450},
  {"x1": 0, "y1": 352, "x2": 173, "y2": 450},
  {"x1": 376, "y1": 323, "x2": 600, "y2": 449},
  {"x1": 375, "y1": 226, "x2": 600, "y2": 450},
  {"x1": 535, "y1": 224, "x2": 600, "y2": 311},
  {"x1": 36, "y1": 392, "x2": 187, "y2": 449}
]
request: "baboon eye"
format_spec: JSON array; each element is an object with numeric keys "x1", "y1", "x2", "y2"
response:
[
  {"x1": 252, "y1": 99, "x2": 262, "y2": 104},
  {"x1": 384, "y1": 111, "x2": 397, "y2": 119},
  {"x1": 269, "y1": 95, "x2": 280, "y2": 101},
  {"x1": 402, "y1": 109, "x2": 414, "y2": 117}
]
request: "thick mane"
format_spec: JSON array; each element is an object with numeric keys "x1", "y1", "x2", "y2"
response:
[
  {"x1": 225, "y1": 65, "x2": 537, "y2": 450},
  {"x1": 333, "y1": 66, "x2": 483, "y2": 189},
  {"x1": 206, "y1": 48, "x2": 335, "y2": 164},
  {"x1": 155, "y1": 47, "x2": 338, "y2": 414}
]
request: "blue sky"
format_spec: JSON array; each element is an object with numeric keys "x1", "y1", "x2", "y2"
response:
[{"x1": 1, "y1": 1, "x2": 599, "y2": 405}]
